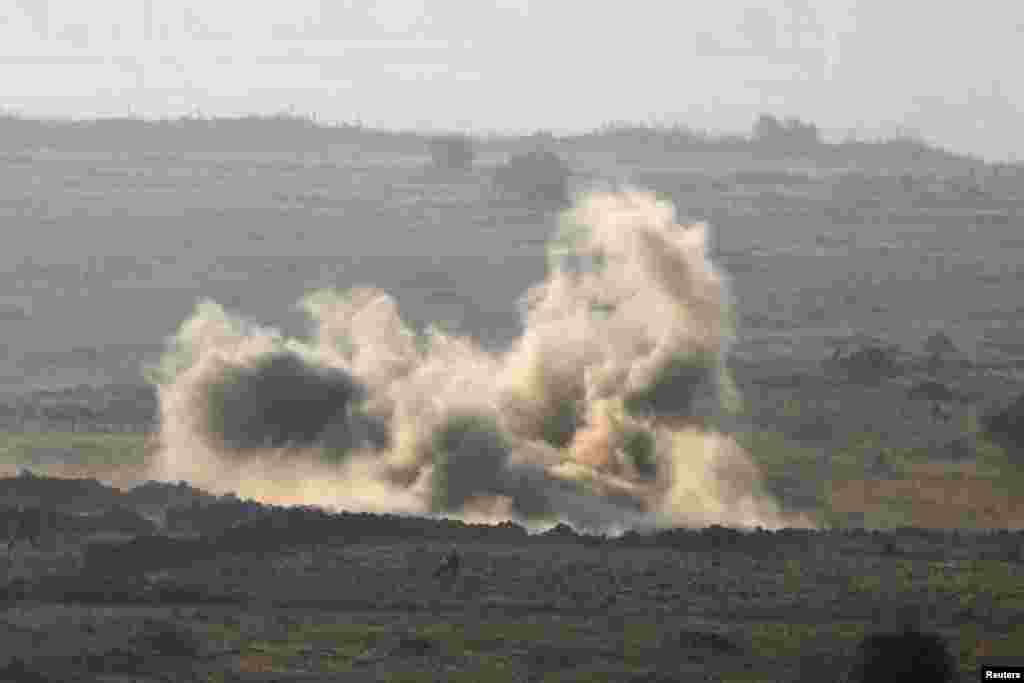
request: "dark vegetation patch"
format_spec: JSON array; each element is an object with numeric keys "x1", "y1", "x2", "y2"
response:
[
  {"x1": 843, "y1": 628, "x2": 957, "y2": 683},
  {"x1": 166, "y1": 496, "x2": 268, "y2": 536},
  {"x1": 0, "y1": 470, "x2": 121, "y2": 506},
  {"x1": 131, "y1": 618, "x2": 205, "y2": 657},
  {"x1": 787, "y1": 415, "x2": 835, "y2": 443},
  {"x1": 122, "y1": 479, "x2": 218, "y2": 510},
  {"x1": 983, "y1": 392, "x2": 1024, "y2": 457},
  {"x1": 0, "y1": 656, "x2": 50, "y2": 683},
  {"x1": 837, "y1": 346, "x2": 902, "y2": 382},
  {"x1": 428, "y1": 134, "x2": 475, "y2": 172},
  {"x1": 491, "y1": 149, "x2": 572, "y2": 205},
  {"x1": 4, "y1": 472, "x2": 1023, "y2": 561},
  {"x1": 670, "y1": 629, "x2": 746, "y2": 654}
]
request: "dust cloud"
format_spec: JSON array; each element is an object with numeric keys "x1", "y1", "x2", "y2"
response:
[{"x1": 143, "y1": 189, "x2": 814, "y2": 533}]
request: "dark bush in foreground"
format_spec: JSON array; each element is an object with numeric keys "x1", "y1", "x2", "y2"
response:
[
  {"x1": 843, "y1": 629, "x2": 956, "y2": 683},
  {"x1": 0, "y1": 656, "x2": 54, "y2": 682}
]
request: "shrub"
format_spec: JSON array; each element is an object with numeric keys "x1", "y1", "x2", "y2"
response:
[
  {"x1": 983, "y1": 393, "x2": 1024, "y2": 454},
  {"x1": 428, "y1": 134, "x2": 474, "y2": 171},
  {"x1": 843, "y1": 629, "x2": 956, "y2": 683},
  {"x1": 753, "y1": 114, "x2": 821, "y2": 149},
  {"x1": 492, "y1": 149, "x2": 572, "y2": 204}
]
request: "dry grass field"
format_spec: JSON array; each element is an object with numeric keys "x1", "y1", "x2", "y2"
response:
[{"x1": 0, "y1": 135, "x2": 1022, "y2": 680}]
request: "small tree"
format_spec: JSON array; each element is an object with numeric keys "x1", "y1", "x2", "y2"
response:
[
  {"x1": 754, "y1": 114, "x2": 785, "y2": 143},
  {"x1": 753, "y1": 114, "x2": 820, "y2": 149},
  {"x1": 428, "y1": 134, "x2": 474, "y2": 171},
  {"x1": 492, "y1": 149, "x2": 572, "y2": 204},
  {"x1": 784, "y1": 117, "x2": 820, "y2": 147}
]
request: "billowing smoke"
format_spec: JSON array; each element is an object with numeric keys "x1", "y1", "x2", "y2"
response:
[
  {"x1": 144, "y1": 189, "x2": 813, "y2": 532},
  {"x1": 199, "y1": 352, "x2": 373, "y2": 452}
]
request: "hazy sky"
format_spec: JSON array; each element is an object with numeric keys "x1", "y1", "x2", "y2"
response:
[{"x1": 0, "y1": 0, "x2": 1021, "y2": 160}]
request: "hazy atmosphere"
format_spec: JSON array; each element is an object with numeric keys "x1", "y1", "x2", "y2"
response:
[
  {"x1": 1, "y1": 2, "x2": 1023, "y2": 680},
  {"x1": 1, "y1": 0, "x2": 1023, "y2": 160}
]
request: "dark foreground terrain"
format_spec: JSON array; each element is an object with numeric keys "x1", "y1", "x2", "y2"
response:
[{"x1": 0, "y1": 474, "x2": 1021, "y2": 682}]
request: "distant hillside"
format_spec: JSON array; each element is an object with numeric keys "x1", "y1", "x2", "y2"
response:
[
  {"x1": 0, "y1": 113, "x2": 1008, "y2": 174},
  {"x1": 0, "y1": 113, "x2": 422, "y2": 155}
]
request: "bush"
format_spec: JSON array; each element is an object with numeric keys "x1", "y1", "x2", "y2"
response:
[
  {"x1": 843, "y1": 628, "x2": 956, "y2": 682},
  {"x1": 492, "y1": 149, "x2": 572, "y2": 204},
  {"x1": 428, "y1": 134, "x2": 474, "y2": 171},
  {"x1": 753, "y1": 114, "x2": 820, "y2": 149}
]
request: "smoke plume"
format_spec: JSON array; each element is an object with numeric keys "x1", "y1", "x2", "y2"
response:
[{"x1": 144, "y1": 189, "x2": 813, "y2": 532}]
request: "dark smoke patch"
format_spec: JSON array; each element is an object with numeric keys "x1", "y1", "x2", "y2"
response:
[
  {"x1": 319, "y1": 408, "x2": 390, "y2": 463},
  {"x1": 144, "y1": 190, "x2": 807, "y2": 532},
  {"x1": 430, "y1": 414, "x2": 509, "y2": 513},
  {"x1": 201, "y1": 351, "x2": 366, "y2": 452},
  {"x1": 624, "y1": 351, "x2": 716, "y2": 419},
  {"x1": 427, "y1": 413, "x2": 564, "y2": 521}
]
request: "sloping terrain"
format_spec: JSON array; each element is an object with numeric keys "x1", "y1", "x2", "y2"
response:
[{"x1": 0, "y1": 474, "x2": 1020, "y2": 681}]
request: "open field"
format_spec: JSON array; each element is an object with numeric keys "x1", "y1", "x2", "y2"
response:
[
  {"x1": 0, "y1": 133, "x2": 1022, "y2": 680},
  {"x1": 1, "y1": 146, "x2": 1022, "y2": 392}
]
